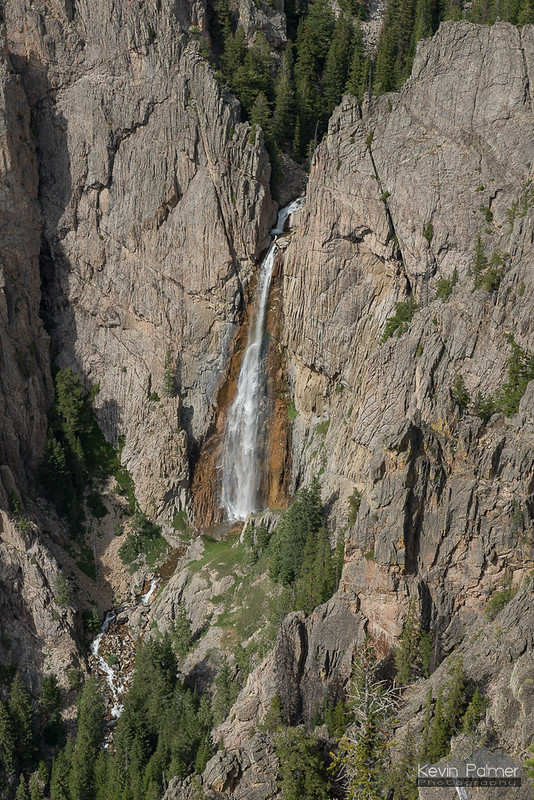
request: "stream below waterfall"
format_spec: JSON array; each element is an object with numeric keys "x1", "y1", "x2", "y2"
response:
[
  {"x1": 89, "y1": 578, "x2": 159, "y2": 721},
  {"x1": 221, "y1": 196, "x2": 305, "y2": 521}
]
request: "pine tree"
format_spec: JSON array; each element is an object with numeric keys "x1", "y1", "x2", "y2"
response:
[
  {"x1": 212, "y1": 658, "x2": 238, "y2": 724},
  {"x1": 41, "y1": 673, "x2": 61, "y2": 714},
  {"x1": 346, "y1": 24, "x2": 368, "y2": 101},
  {"x1": 394, "y1": 603, "x2": 421, "y2": 684},
  {"x1": 443, "y1": 656, "x2": 466, "y2": 735},
  {"x1": 9, "y1": 672, "x2": 37, "y2": 769},
  {"x1": 473, "y1": 232, "x2": 487, "y2": 288},
  {"x1": 272, "y1": 47, "x2": 296, "y2": 146},
  {"x1": 0, "y1": 699, "x2": 16, "y2": 773},
  {"x1": 50, "y1": 739, "x2": 74, "y2": 800},
  {"x1": 69, "y1": 677, "x2": 106, "y2": 800},
  {"x1": 16, "y1": 774, "x2": 29, "y2": 800},
  {"x1": 388, "y1": 724, "x2": 418, "y2": 800},
  {"x1": 323, "y1": 13, "x2": 353, "y2": 115},
  {"x1": 29, "y1": 776, "x2": 44, "y2": 800},
  {"x1": 163, "y1": 350, "x2": 176, "y2": 398},
  {"x1": 426, "y1": 686, "x2": 448, "y2": 763},
  {"x1": 420, "y1": 686, "x2": 433, "y2": 762},
  {"x1": 249, "y1": 92, "x2": 272, "y2": 139},
  {"x1": 274, "y1": 727, "x2": 331, "y2": 800},
  {"x1": 332, "y1": 643, "x2": 399, "y2": 799},
  {"x1": 170, "y1": 603, "x2": 192, "y2": 660},
  {"x1": 461, "y1": 687, "x2": 486, "y2": 733}
]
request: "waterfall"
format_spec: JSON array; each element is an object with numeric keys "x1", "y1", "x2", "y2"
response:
[
  {"x1": 454, "y1": 785, "x2": 469, "y2": 800},
  {"x1": 221, "y1": 197, "x2": 305, "y2": 521}
]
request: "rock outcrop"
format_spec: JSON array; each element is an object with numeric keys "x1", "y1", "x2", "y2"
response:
[
  {"x1": 4, "y1": 0, "x2": 275, "y2": 519},
  {"x1": 283, "y1": 20, "x2": 534, "y2": 651},
  {"x1": 0, "y1": 32, "x2": 51, "y2": 508}
]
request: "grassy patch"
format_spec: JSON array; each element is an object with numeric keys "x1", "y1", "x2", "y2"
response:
[
  {"x1": 288, "y1": 401, "x2": 298, "y2": 421},
  {"x1": 315, "y1": 419, "x2": 330, "y2": 437},
  {"x1": 172, "y1": 510, "x2": 190, "y2": 533},
  {"x1": 188, "y1": 533, "x2": 246, "y2": 577}
]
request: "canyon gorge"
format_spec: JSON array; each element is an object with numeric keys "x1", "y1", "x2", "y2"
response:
[{"x1": 0, "y1": 0, "x2": 533, "y2": 798}]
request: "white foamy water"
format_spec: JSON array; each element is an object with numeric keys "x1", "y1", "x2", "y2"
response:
[
  {"x1": 221, "y1": 197, "x2": 305, "y2": 520},
  {"x1": 454, "y1": 786, "x2": 469, "y2": 800},
  {"x1": 90, "y1": 611, "x2": 125, "y2": 719},
  {"x1": 140, "y1": 578, "x2": 158, "y2": 605}
]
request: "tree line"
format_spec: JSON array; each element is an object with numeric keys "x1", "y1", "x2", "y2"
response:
[{"x1": 205, "y1": 0, "x2": 534, "y2": 176}]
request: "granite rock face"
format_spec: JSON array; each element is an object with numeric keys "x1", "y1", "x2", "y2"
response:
[
  {"x1": 283, "y1": 21, "x2": 534, "y2": 651},
  {"x1": 208, "y1": 21, "x2": 534, "y2": 770},
  {"x1": 0, "y1": 34, "x2": 51, "y2": 508},
  {"x1": 4, "y1": 0, "x2": 275, "y2": 519}
]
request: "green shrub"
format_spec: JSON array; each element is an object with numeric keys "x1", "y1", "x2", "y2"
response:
[
  {"x1": 54, "y1": 574, "x2": 71, "y2": 608},
  {"x1": 288, "y1": 401, "x2": 298, "y2": 421},
  {"x1": 119, "y1": 511, "x2": 167, "y2": 570},
  {"x1": 435, "y1": 268, "x2": 458, "y2": 301},
  {"x1": 452, "y1": 374, "x2": 470, "y2": 410},
  {"x1": 423, "y1": 221, "x2": 434, "y2": 243},
  {"x1": 381, "y1": 298, "x2": 418, "y2": 342},
  {"x1": 348, "y1": 488, "x2": 362, "y2": 525},
  {"x1": 315, "y1": 419, "x2": 330, "y2": 437},
  {"x1": 485, "y1": 582, "x2": 517, "y2": 620}
]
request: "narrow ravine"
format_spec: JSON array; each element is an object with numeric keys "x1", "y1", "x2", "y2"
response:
[
  {"x1": 221, "y1": 197, "x2": 305, "y2": 521},
  {"x1": 89, "y1": 578, "x2": 159, "y2": 721}
]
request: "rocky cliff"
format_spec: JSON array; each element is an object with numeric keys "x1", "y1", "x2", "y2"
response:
[
  {"x1": 4, "y1": 0, "x2": 275, "y2": 519},
  {"x1": 195, "y1": 19, "x2": 534, "y2": 790},
  {"x1": 284, "y1": 20, "x2": 534, "y2": 647},
  {"x1": 0, "y1": 3, "x2": 534, "y2": 798}
]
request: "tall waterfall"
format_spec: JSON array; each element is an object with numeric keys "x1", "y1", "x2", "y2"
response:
[{"x1": 221, "y1": 197, "x2": 305, "y2": 521}]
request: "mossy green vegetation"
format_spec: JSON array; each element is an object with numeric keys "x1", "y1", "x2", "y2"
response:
[
  {"x1": 477, "y1": 334, "x2": 534, "y2": 421},
  {"x1": 381, "y1": 298, "x2": 418, "y2": 342},
  {"x1": 40, "y1": 368, "x2": 136, "y2": 531}
]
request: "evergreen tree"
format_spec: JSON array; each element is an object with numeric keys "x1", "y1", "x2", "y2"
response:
[
  {"x1": 272, "y1": 48, "x2": 296, "y2": 146},
  {"x1": 323, "y1": 13, "x2": 353, "y2": 115},
  {"x1": 275, "y1": 727, "x2": 331, "y2": 800},
  {"x1": 294, "y1": 0, "x2": 334, "y2": 144},
  {"x1": 163, "y1": 350, "x2": 176, "y2": 398},
  {"x1": 394, "y1": 603, "x2": 421, "y2": 684},
  {"x1": 41, "y1": 673, "x2": 61, "y2": 714},
  {"x1": 346, "y1": 24, "x2": 368, "y2": 101},
  {"x1": 50, "y1": 738, "x2": 73, "y2": 800},
  {"x1": 16, "y1": 774, "x2": 29, "y2": 800},
  {"x1": 220, "y1": 27, "x2": 247, "y2": 84},
  {"x1": 388, "y1": 724, "x2": 418, "y2": 800},
  {"x1": 332, "y1": 643, "x2": 399, "y2": 799},
  {"x1": 461, "y1": 687, "x2": 486, "y2": 733},
  {"x1": 29, "y1": 776, "x2": 44, "y2": 800},
  {"x1": 250, "y1": 92, "x2": 272, "y2": 138},
  {"x1": 9, "y1": 672, "x2": 37, "y2": 769},
  {"x1": 212, "y1": 657, "x2": 238, "y2": 724},
  {"x1": 0, "y1": 699, "x2": 16, "y2": 773},
  {"x1": 69, "y1": 677, "x2": 106, "y2": 800},
  {"x1": 420, "y1": 686, "x2": 433, "y2": 762},
  {"x1": 443, "y1": 657, "x2": 466, "y2": 736},
  {"x1": 426, "y1": 687, "x2": 448, "y2": 763},
  {"x1": 170, "y1": 604, "x2": 193, "y2": 660}
]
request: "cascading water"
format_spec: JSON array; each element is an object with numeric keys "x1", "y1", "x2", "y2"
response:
[
  {"x1": 221, "y1": 197, "x2": 305, "y2": 521},
  {"x1": 90, "y1": 611, "x2": 126, "y2": 719}
]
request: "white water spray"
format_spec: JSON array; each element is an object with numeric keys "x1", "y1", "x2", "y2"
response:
[
  {"x1": 90, "y1": 611, "x2": 126, "y2": 719},
  {"x1": 454, "y1": 785, "x2": 469, "y2": 800},
  {"x1": 221, "y1": 197, "x2": 305, "y2": 521},
  {"x1": 140, "y1": 578, "x2": 158, "y2": 605}
]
